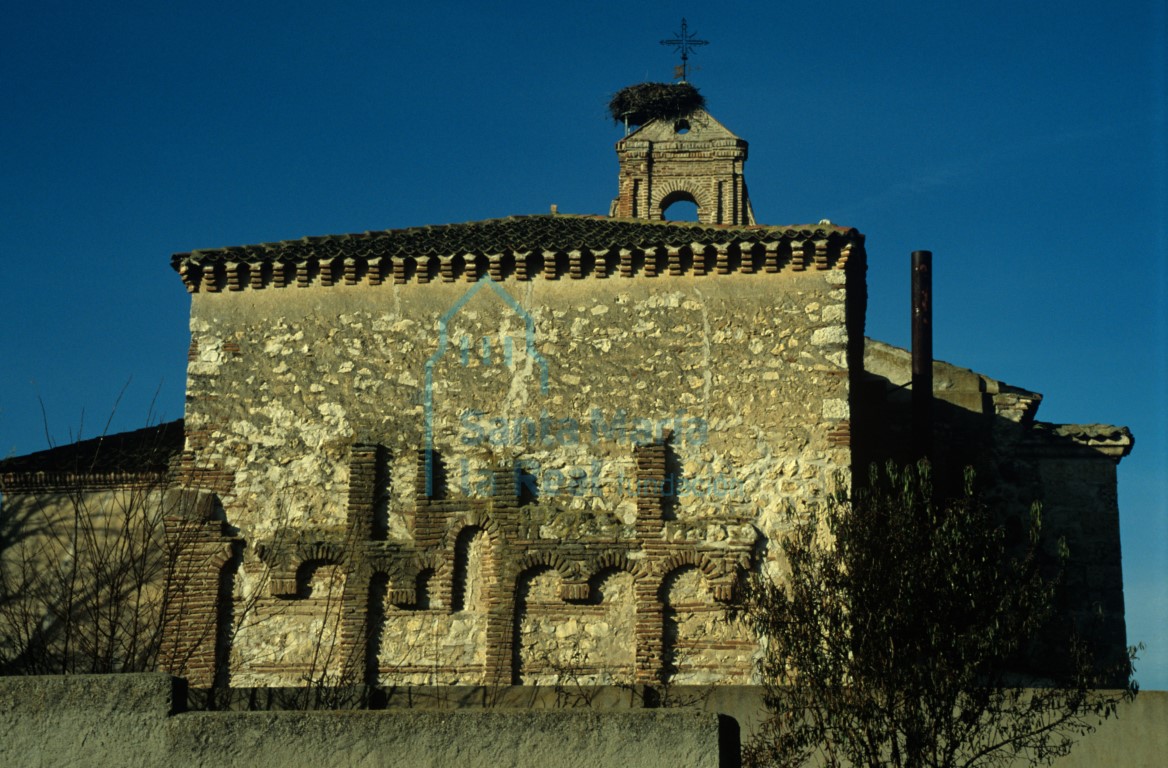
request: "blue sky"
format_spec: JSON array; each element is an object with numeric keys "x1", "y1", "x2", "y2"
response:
[{"x1": 2, "y1": 1, "x2": 1165, "y2": 687}]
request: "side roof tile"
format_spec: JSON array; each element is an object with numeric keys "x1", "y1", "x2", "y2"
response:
[{"x1": 0, "y1": 420, "x2": 184, "y2": 491}]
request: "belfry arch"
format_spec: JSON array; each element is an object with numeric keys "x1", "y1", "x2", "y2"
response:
[{"x1": 657, "y1": 188, "x2": 704, "y2": 222}]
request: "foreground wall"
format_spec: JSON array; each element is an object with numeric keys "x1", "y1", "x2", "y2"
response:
[
  {"x1": 3, "y1": 674, "x2": 1164, "y2": 767},
  {"x1": 0, "y1": 674, "x2": 729, "y2": 768}
]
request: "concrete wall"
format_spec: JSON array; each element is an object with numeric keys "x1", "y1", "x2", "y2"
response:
[
  {"x1": 1047, "y1": 688, "x2": 1168, "y2": 767},
  {"x1": 0, "y1": 674, "x2": 729, "y2": 768},
  {"x1": 3, "y1": 674, "x2": 1165, "y2": 767}
]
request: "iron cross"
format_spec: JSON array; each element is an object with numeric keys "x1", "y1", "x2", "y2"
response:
[{"x1": 660, "y1": 18, "x2": 708, "y2": 82}]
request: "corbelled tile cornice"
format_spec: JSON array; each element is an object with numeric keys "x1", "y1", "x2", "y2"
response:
[{"x1": 170, "y1": 214, "x2": 865, "y2": 292}]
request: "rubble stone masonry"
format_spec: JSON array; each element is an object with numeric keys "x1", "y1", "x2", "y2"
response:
[{"x1": 178, "y1": 260, "x2": 860, "y2": 687}]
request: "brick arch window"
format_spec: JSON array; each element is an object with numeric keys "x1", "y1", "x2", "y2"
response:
[
  {"x1": 412, "y1": 568, "x2": 435, "y2": 610},
  {"x1": 212, "y1": 547, "x2": 243, "y2": 692},
  {"x1": 365, "y1": 572, "x2": 390, "y2": 686},
  {"x1": 659, "y1": 564, "x2": 714, "y2": 683},
  {"x1": 658, "y1": 563, "x2": 754, "y2": 684},
  {"x1": 659, "y1": 190, "x2": 701, "y2": 222},
  {"x1": 450, "y1": 526, "x2": 487, "y2": 612},
  {"x1": 511, "y1": 564, "x2": 563, "y2": 684},
  {"x1": 294, "y1": 559, "x2": 345, "y2": 600}
]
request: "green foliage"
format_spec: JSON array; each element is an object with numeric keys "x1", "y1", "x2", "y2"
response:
[{"x1": 735, "y1": 462, "x2": 1137, "y2": 768}]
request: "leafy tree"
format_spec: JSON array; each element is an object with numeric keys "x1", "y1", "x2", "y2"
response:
[{"x1": 735, "y1": 462, "x2": 1137, "y2": 768}]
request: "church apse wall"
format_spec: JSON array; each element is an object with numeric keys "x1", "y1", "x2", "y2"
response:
[{"x1": 174, "y1": 232, "x2": 862, "y2": 687}]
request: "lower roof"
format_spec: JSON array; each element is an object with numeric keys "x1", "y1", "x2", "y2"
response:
[{"x1": 0, "y1": 420, "x2": 183, "y2": 492}]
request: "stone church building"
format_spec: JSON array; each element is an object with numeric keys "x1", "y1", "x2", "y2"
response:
[{"x1": 0, "y1": 102, "x2": 1132, "y2": 691}]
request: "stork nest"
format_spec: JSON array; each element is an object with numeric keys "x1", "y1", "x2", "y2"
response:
[{"x1": 608, "y1": 82, "x2": 705, "y2": 127}]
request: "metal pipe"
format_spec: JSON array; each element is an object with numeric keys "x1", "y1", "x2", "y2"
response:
[{"x1": 911, "y1": 250, "x2": 933, "y2": 461}]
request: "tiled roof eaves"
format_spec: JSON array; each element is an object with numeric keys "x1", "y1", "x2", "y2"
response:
[
  {"x1": 1031, "y1": 421, "x2": 1134, "y2": 444},
  {"x1": 0, "y1": 420, "x2": 184, "y2": 492},
  {"x1": 1025, "y1": 421, "x2": 1134, "y2": 461},
  {"x1": 170, "y1": 215, "x2": 864, "y2": 292}
]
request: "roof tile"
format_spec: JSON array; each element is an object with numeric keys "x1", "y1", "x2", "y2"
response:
[{"x1": 171, "y1": 214, "x2": 862, "y2": 271}]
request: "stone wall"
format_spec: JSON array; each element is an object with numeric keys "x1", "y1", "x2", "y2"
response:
[
  {"x1": 177, "y1": 266, "x2": 858, "y2": 687},
  {"x1": 1026, "y1": 431, "x2": 1130, "y2": 670},
  {"x1": 185, "y1": 274, "x2": 852, "y2": 536},
  {"x1": 859, "y1": 340, "x2": 1133, "y2": 672}
]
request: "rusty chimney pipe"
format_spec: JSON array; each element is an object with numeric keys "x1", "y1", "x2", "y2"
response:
[{"x1": 911, "y1": 250, "x2": 933, "y2": 461}]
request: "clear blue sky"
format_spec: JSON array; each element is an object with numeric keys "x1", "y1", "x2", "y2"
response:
[{"x1": 2, "y1": 1, "x2": 1165, "y2": 687}]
